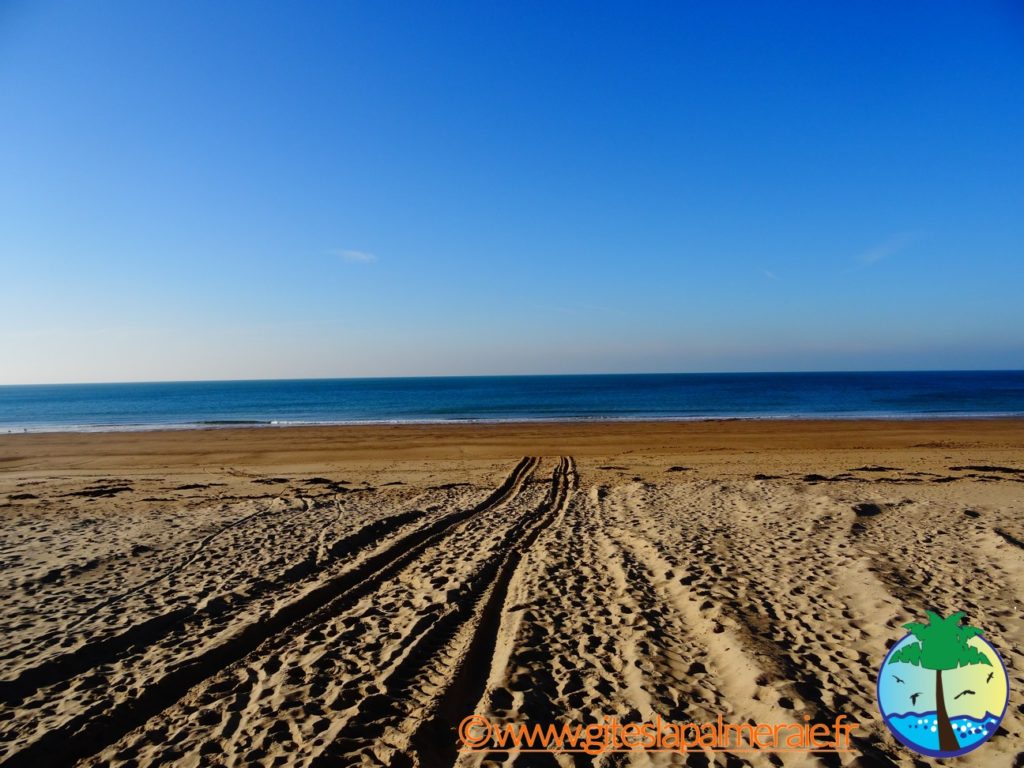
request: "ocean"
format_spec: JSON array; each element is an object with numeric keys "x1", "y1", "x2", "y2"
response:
[
  {"x1": 1, "y1": 371, "x2": 1023, "y2": 433},
  {"x1": 886, "y1": 712, "x2": 1001, "y2": 755}
]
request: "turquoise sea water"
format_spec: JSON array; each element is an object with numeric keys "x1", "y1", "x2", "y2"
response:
[
  {"x1": 886, "y1": 711, "x2": 1000, "y2": 753},
  {"x1": 1, "y1": 371, "x2": 1023, "y2": 433}
]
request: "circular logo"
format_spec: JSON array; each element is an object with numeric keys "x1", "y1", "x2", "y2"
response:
[{"x1": 877, "y1": 611, "x2": 1009, "y2": 758}]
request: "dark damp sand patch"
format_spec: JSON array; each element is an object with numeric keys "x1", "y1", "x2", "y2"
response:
[
  {"x1": 851, "y1": 502, "x2": 888, "y2": 537},
  {"x1": 803, "y1": 473, "x2": 861, "y2": 483},
  {"x1": 301, "y1": 478, "x2": 352, "y2": 493},
  {"x1": 853, "y1": 503, "x2": 885, "y2": 517},
  {"x1": 950, "y1": 465, "x2": 1024, "y2": 475},
  {"x1": 63, "y1": 486, "x2": 133, "y2": 499},
  {"x1": 804, "y1": 471, "x2": 928, "y2": 484}
]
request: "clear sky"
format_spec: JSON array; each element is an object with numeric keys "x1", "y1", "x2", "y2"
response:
[{"x1": 2, "y1": 1, "x2": 1022, "y2": 384}]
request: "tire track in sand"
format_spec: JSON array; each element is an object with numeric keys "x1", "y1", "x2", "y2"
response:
[
  {"x1": 603, "y1": 480, "x2": 901, "y2": 767},
  {"x1": 412, "y1": 457, "x2": 578, "y2": 768},
  {"x1": 310, "y1": 457, "x2": 577, "y2": 768},
  {"x1": 0, "y1": 503, "x2": 420, "y2": 705},
  {"x1": 0, "y1": 457, "x2": 538, "y2": 768},
  {"x1": 150, "y1": 461, "x2": 551, "y2": 766},
  {"x1": 598, "y1": 484, "x2": 798, "y2": 766}
]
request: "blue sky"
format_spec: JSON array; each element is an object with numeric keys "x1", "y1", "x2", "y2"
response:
[{"x1": 1, "y1": 1, "x2": 1022, "y2": 383}]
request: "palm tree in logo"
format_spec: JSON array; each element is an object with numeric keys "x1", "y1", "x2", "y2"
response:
[{"x1": 888, "y1": 611, "x2": 991, "y2": 752}]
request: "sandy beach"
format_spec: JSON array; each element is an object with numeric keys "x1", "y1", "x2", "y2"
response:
[{"x1": 1, "y1": 419, "x2": 1021, "y2": 767}]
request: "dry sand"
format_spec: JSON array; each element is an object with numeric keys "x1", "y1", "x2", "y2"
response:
[{"x1": 0, "y1": 420, "x2": 1021, "y2": 767}]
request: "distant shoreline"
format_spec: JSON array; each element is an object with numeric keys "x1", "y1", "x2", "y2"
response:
[{"x1": 4, "y1": 411, "x2": 1024, "y2": 436}]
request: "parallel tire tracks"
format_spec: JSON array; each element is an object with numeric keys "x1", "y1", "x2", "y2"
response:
[
  {"x1": 0, "y1": 457, "x2": 539, "y2": 768},
  {"x1": 411, "y1": 456, "x2": 577, "y2": 768},
  {"x1": 0, "y1": 505, "x2": 420, "y2": 705},
  {"x1": 311, "y1": 457, "x2": 577, "y2": 768}
]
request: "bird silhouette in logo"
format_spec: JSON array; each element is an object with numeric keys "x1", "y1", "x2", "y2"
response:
[
  {"x1": 909, "y1": 692, "x2": 922, "y2": 706},
  {"x1": 892, "y1": 674, "x2": 905, "y2": 684},
  {"x1": 954, "y1": 689, "x2": 976, "y2": 700},
  {"x1": 986, "y1": 671, "x2": 994, "y2": 684}
]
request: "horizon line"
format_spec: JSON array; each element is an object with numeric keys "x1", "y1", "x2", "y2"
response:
[{"x1": 2, "y1": 368, "x2": 1023, "y2": 388}]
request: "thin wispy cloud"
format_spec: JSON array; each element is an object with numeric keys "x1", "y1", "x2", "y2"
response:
[
  {"x1": 856, "y1": 232, "x2": 920, "y2": 266},
  {"x1": 337, "y1": 249, "x2": 377, "y2": 264},
  {"x1": 763, "y1": 269, "x2": 779, "y2": 280}
]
